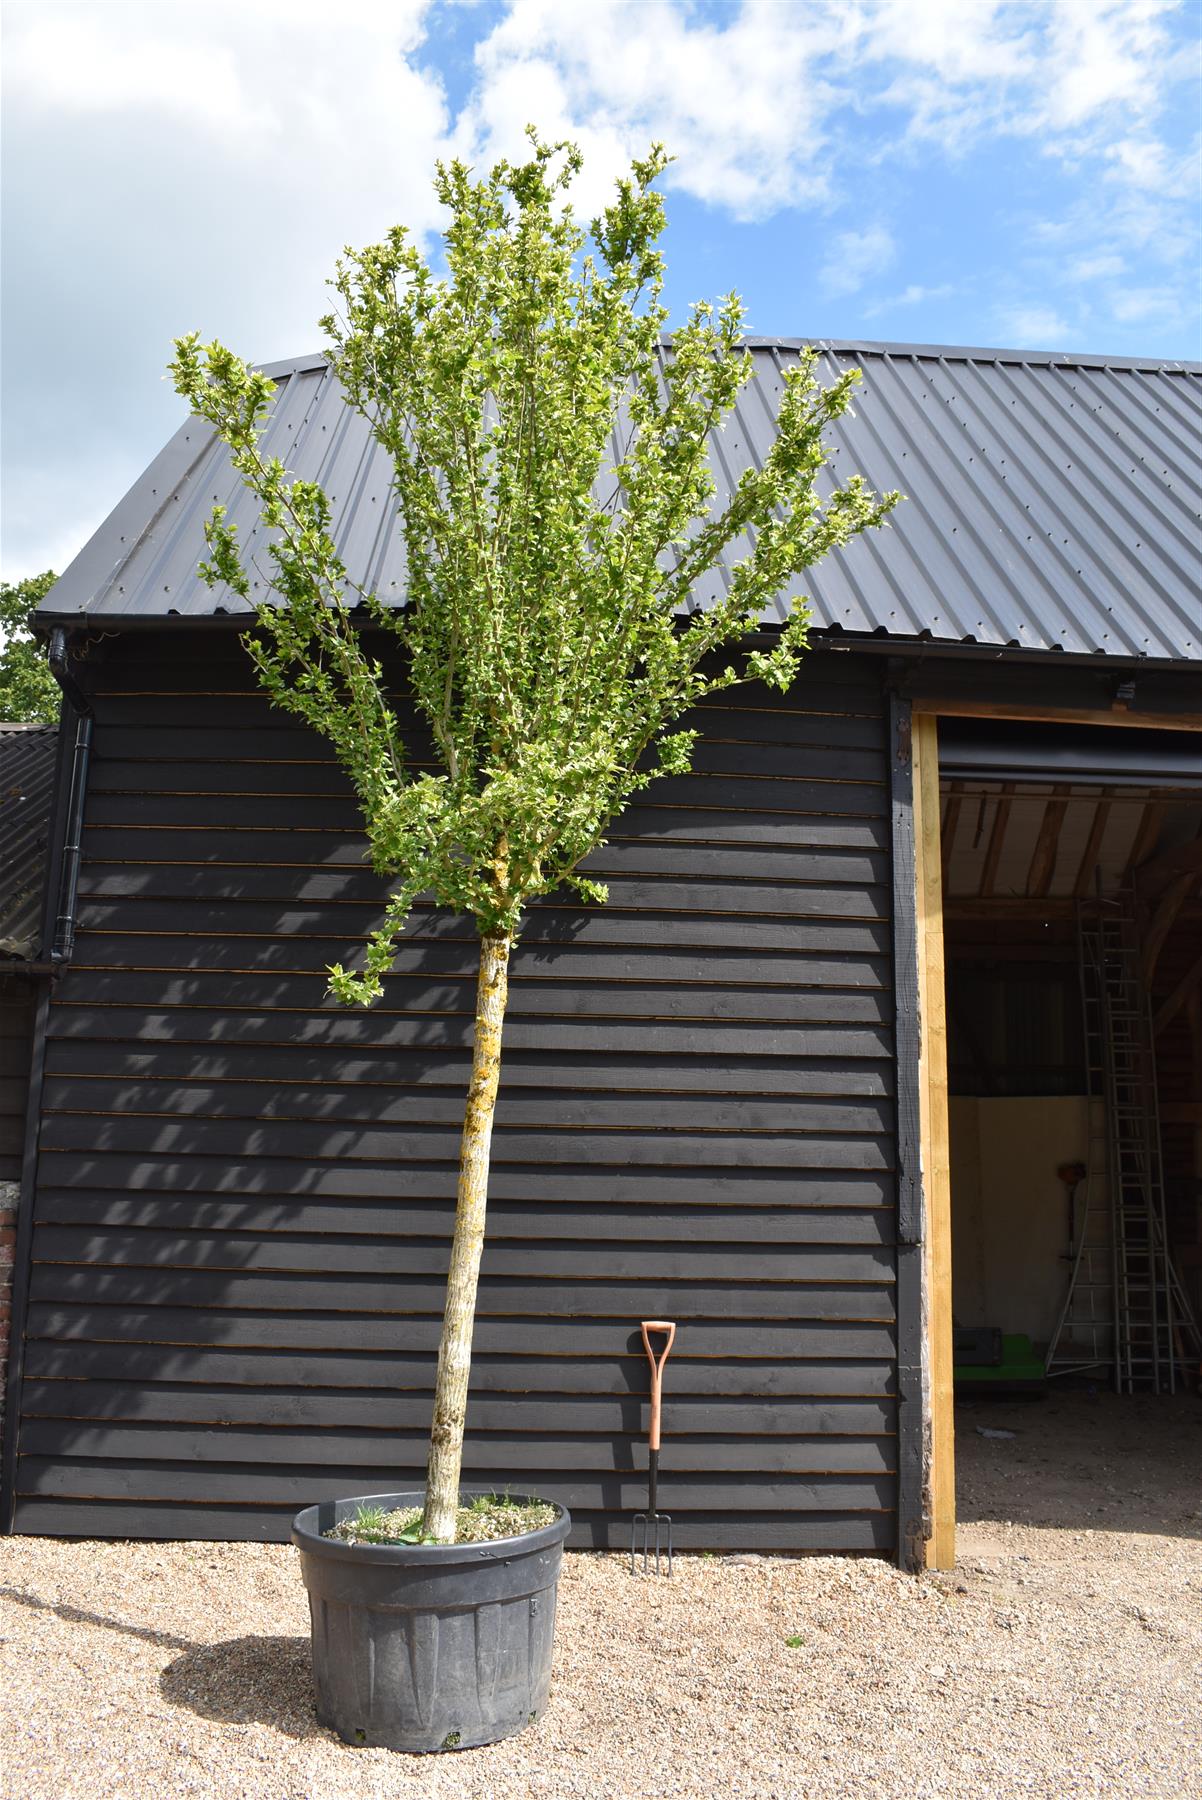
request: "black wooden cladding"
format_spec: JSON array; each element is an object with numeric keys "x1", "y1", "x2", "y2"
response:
[
  {"x1": 0, "y1": 989, "x2": 36, "y2": 1183},
  {"x1": 10, "y1": 633, "x2": 899, "y2": 1550}
]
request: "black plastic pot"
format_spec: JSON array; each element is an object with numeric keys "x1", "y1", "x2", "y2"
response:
[{"x1": 291, "y1": 1490, "x2": 571, "y2": 1753}]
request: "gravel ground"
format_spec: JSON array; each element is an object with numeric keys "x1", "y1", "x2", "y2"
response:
[{"x1": 2, "y1": 1392, "x2": 1200, "y2": 1800}]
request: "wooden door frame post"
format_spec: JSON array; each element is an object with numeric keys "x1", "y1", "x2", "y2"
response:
[
  {"x1": 893, "y1": 684, "x2": 1202, "y2": 1571},
  {"x1": 913, "y1": 711, "x2": 955, "y2": 1569}
]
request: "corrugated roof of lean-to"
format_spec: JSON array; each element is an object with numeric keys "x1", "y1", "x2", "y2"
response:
[
  {"x1": 37, "y1": 339, "x2": 1202, "y2": 662},
  {"x1": 0, "y1": 721, "x2": 58, "y2": 961}
]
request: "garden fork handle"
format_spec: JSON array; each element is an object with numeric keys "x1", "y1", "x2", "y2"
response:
[{"x1": 641, "y1": 1320, "x2": 676, "y2": 1453}]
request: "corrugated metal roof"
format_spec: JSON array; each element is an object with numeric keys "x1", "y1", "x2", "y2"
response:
[
  {"x1": 38, "y1": 340, "x2": 1202, "y2": 662},
  {"x1": 0, "y1": 722, "x2": 57, "y2": 961}
]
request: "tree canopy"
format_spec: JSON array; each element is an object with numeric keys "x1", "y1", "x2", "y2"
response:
[
  {"x1": 0, "y1": 571, "x2": 58, "y2": 724},
  {"x1": 170, "y1": 134, "x2": 900, "y2": 1539},
  {"x1": 171, "y1": 136, "x2": 898, "y2": 995}
]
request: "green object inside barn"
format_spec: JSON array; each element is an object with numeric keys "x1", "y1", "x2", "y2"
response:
[{"x1": 954, "y1": 1333, "x2": 1047, "y2": 1392}]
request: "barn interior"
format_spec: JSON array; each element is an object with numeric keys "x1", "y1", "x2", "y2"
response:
[{"x1": 937, "y1": 719, "x2": 1202, "y2": 1438}]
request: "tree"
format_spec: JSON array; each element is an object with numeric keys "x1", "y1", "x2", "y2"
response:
[
  {"x1": 170, "y1": 135, "x2": 899, "y2": 1542},
  {"x1": 0, "y1": 571, "x2": 59, "y2": 724}
]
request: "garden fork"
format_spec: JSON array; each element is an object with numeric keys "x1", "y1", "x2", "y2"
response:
[{"x1": 631, "y1": 1319, "x2": 676, "y2": 1576}]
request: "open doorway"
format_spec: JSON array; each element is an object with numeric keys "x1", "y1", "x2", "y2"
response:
[{"x1": 932, "y1": 717, "x2": 1202, "y2": 1543}]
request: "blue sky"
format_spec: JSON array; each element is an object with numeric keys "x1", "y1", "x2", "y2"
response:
[{"x1": 3, "y1": 0, "x2": 1199, "y2": 580}]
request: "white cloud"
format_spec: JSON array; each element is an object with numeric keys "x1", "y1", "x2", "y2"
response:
[
  {"x1": 1110, "y1": 285, "x2": 1181, "y2": 324},
  {"x1": 997, "y1": 305, "x2": 1076, "y2": 346},
  {"x1": 1022, "y1": 121, "x2": 1198, "y2": 343},
  {"x1": 1035, "y1": 0, "x2": 1177, "y2": 130},
  {"x1": 1105, "y1": 132, "x2": 1198, "y2": 196},
  {"x1": 819, "y1": 225, "x2": 897, "y2": 298},
  {"x1": 1067, "y1": 253, "x2": 1128, "y2": 281},
  {"x1": 9, "y1": 19, "x2": 272, "y2": 141},
  {"x1": 1, "y1": 0, "x2": 454, "y2": 579},
  {"x1": 453, "y1": 0, "x2": 846, "y2": 222},
  {"x1": 865, "y1": 282, "x2": 958, "y2": 315},
  {"x1": 455, "y1": 0, "x2": 1196, "y2": 226},
  {"x1": 862, "y1": 0, "x2": 1185, "y2": 157}
]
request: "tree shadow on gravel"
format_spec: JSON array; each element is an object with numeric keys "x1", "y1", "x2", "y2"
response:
[
  {"x1": 159, "y1": 1634, "x2": 322, "y2": 1741},
  {"x1": 0, "y1": 1585, "x2": 195, "y2": 1653},
  {"x1": 0, "y1": 1587, "x2": 321, "y2": 1743}
]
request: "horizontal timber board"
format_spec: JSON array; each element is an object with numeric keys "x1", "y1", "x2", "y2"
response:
[
  {"x1": 15, "y1": 1459, "x2": 894, "y2": 1512},
  {"x1": 73, "y1": 896, "x2": 893, "y2": 956},
  {"x1": 18, "y1": 1384, "x2": 894, "y2": 1435},
  {"x1": 50, "y1": 975, "x2": 893, "y2": 1024},
  {"x1": 64, "y1": 937, "x2": 891, "y2": 981},
  {"x1": 78, "y1": 837, "x2": 891, "y2": 890},
  {"x1": 31, "y1": 1195, "x2": 892, "y2": 1244},
  {"x1": 42, "y1": 1014, "x2": 894, "y2": 1059},
  {"x1": 91, "y1": 695, "x2": 886, "y2": 747},
  {"x1": 42, "y1": 1041, "x2": 894, "y2": 1096},
  {"x1": 98, "y1": 707, "x2": 906, "y2": 771},
  {"x1": 79, "y1": 829, "x2": 892, "y2": 886},
  {"x1": 33, "y1": 1152, "x2": 895, "y2": 1206},
  {"x1": 28, "y1": 1268, "x2": 896, "y2": 1318},
  {"x1": 30, "y1": 1227, "x2": 894, "y2": 1285},
  {"x1": 89, "y1": 763, "x2": 887, "y2": 820},
  {"x1": 84, "y1": 648, "x2": 880, "y2": 695},
  {"x1": 84, "y1": 641, "x2": 882, "y2": 695},
  {"x1": 83, "y1": 805, "x2": 891, "y2": 858},
  {"x1": 74, "y1": 852, "x2": 887, "y2": 919},
  {"x1": 40, "y1": 1079, "x2": 892, "y2": 1135},
  {"x1": 8, "y1": 1500, "x2": 895, "y2": 1550},
  {"x1": 22, "y1": 1345, "x2": 897, "y2": 1396},
  {"x1": 89, "y1": 680, "x2": 881, "y2": 730},
  {"x1": 94, "y1": 738, "x2": 888, "y2": 795},
  {"x1": 88, "y1": 741, "x2": 887, "y2": 802},
  {"x1": 37, "y1": 1116, "x2": 895, "y2": 1169},
  {"x1": 25, "y1": 1306, "x2": 897, "y2": 1357},
  {"x1": 16, "y1": 1423, "x2": 895, "y2": 1476}
]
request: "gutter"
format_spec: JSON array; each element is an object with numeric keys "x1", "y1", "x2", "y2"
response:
[{"x1": 46, "y1": 628, "x2": 93, "y2": 965}]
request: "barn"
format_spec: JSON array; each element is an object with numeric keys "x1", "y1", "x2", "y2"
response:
[{"x1": 3, "y1": 339, "x2": 1199, "y2": 1569}]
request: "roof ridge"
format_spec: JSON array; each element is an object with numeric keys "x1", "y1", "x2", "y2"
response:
[
  {"x1": 256, "y1": 341, "x2": 1202, "y2": 382},
  {"x1": 37, "y1": 344, "x2": 1202, "y2": 660}
]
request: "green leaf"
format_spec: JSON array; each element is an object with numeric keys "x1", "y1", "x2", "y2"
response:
[{"x1": 167, "y1": 134, "x2": 897, "y2": 975}]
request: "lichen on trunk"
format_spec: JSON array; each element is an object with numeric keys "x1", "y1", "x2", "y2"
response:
[{"x1": 422, "y1": 929, "x2": 512, "y2": 1541}]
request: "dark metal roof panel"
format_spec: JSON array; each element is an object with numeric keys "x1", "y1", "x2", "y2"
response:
[
  {"x1": 0, "y1": 722, "x2": 57, "y2": 961},
  {"x1": 38, "y1": 341, "x2": 1202, "y2": 662}
]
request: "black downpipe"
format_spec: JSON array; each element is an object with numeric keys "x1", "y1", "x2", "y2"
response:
[{"x1": 47, "y1": 628, "x2": 93, "y2": 964}]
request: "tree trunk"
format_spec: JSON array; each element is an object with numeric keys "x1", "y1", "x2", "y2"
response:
[{"x1": 422, "y1": 928, "x2": 512, "y2": 1541}]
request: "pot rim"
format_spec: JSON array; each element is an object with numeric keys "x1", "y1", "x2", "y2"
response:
[{"x1": 291, "y1": 1487, "x2": 571, "y2": 1566}]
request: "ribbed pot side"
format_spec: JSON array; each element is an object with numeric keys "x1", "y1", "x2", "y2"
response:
[{"x1": 291, "y1": 1491, "x2": 571, "y2": 1753}]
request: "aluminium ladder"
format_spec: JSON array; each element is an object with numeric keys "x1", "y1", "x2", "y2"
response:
[{"x1": 1047, "y1": 895, "x2": 1202, "y2": 1391}]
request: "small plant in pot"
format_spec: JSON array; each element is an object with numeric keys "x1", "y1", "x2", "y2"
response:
[{"x1": 171, "y1": 133, "x2": 896, "y2": 1754}]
